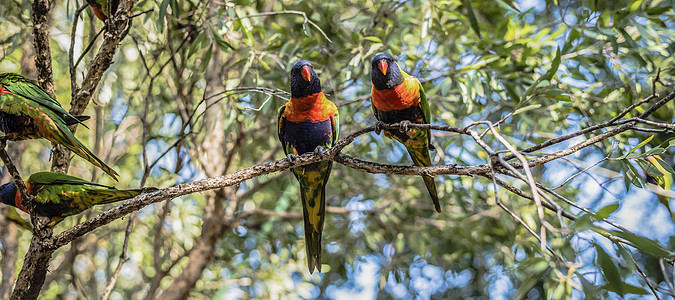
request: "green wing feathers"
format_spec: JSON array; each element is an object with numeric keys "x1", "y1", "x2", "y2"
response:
[
  {"x1": 277, "y1": 105, "x2": 288, "y2": 155},
  {"x1": 28, "y1": 171, "x2": 111, "y2": 187},
  {"x1": 0, "y1": 73, "x2": 116, "y2": 180},
  {"x1": 0, "y1": 73, "x2": 82, "y2": 125},
  {"x1": 330, "y1": 112, "x2": 339, "y2": 146},
  {"x1": 417, "y1": 82, "x2": 434, "y2": 151}
]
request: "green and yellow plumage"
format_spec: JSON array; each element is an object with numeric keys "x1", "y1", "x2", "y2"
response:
[
  {"x1": 371, "y1": 54, "x2": 441, "y2": 212},
  {"x1": 278, "y1": 61, "x2": 339, "y2": 273},
  {"x1": 0, "y1": 73, "x2": 119, "y2": 180},
  {"x1": 0, "y1": 172, "x2": 153, "y2": 226}
]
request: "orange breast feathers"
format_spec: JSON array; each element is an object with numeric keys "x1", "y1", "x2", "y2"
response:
[
  {"x1": 283, "y1": 92, "x2": 338, "y2": 122},
  {"x1": 371, "y1": 74, "x2": 421, "y2": 111},
  {"x1": 13, "y1": 181, "x2": 31, "y2": 214}
]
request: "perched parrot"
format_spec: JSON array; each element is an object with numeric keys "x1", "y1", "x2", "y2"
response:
[
  {"x1": 86, "y1": 0, "x2": 132, "y2": 39},
  {"x1": 278, "y1": 61, "x2": 339, "y2": 273},
  {"x1": 0, "y1": 73, "x2": 119, "y2": 181},
  {"x1": 86, "y1": 0, "x2": 120, "y2": 21},
  {"x1": 370, "y1": 53, "x2": 441, "y2": 213},
  {"x1": 0, "y1": 172, "x2": 153, "y2": 226}
]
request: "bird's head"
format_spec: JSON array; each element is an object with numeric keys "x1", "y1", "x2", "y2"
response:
[
  {"x1": 371, "y1": 53, "x2": 403, "y2": 90},
  {"x1": 290, "y1": 60, "x2": 321, "y2": 98},
  {"x1": 0, "y1": 182, "x2": 17, "y2": 207}
]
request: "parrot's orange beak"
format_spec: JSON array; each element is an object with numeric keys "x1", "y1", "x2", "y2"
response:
[
  {"x1": 301, "y1": 66, "x2": 312, "y2": 82},
  {"x1": 378, "y1": 60, "x2": 388, "y2": 75}
]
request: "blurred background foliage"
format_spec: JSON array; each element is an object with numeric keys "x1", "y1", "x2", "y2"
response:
[{"x1": 1, "y1": 0, "x2": 674, "y2": 298}]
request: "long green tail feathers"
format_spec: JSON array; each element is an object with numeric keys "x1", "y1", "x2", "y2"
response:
[
  {"x1": 55, "y1": 122, "x2": 119, "y2": 181},
  {"x1": 406, "y1": 145, "x2": 441, "y2": 213},
  {"x1": 89, "y1": 187, "x2": 157, "y2": 205},
  {"x1": 299, "y1": 176, "x2": 327, "y2": 273},
  {"x1": 6, "y1": 207, "x2": 32, "y2": 231}
]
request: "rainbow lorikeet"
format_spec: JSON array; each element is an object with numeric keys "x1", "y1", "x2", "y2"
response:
[
  {"x1": 0, "y1": 73, "x2": 119, "y2": 181},
  {"x1": 86, "y1": 0, "x2": 132, "y2": 39},
  {"x1": 86, "y1": 0, "x2": 125, "y2": 21},
  {"x1": 278, "y1": 61, "x2": 339, "y2": 273},
  {"x1": 0, "y1": 172, "x2": 152, "y2": 226},
  {"x1": 370, "y1": 53, "x2": 441, "y2": 213}
]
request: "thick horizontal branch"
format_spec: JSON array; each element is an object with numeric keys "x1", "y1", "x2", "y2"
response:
[{"x1": 40, "y1": 88, "x2": 675, "y2": 250}]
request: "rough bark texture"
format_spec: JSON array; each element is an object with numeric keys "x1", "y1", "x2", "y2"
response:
[{"x1": 31, "y1": 0, "x2": 55, "y2": 96}]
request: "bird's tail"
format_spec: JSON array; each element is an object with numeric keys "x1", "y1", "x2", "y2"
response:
[
  {"x1": 89, "y1": 188, "x2": 146, "y2": 205},
  {"x1": 6, "y1": 206, "x2": 32, "y2": 231},
  {"x1": 63, "y1": 115, "x2": 91, "y2": 127},
  {"x1": 53, "y1": 122, "x2": 120, "y2": 181},
  {"x1": 406, "y1": 145, "x2": 441, "y2": 212},
  {"x1": 297, "y1": 167, "x2": 329, "y2": 273}
]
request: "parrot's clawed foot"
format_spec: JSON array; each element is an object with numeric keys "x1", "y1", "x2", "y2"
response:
[
  {"x1": 399, "y1": 120, "x2": 413, "y2": 135},
  {"x1": 314, "y1": 146, "x2": 329, "y2": 156},
  {"x1": 286, "y1": 154, "x2": 299, "y2": 164},
  {"x1": 374, "y1": 121, "x2": 386, "y2": 135}
]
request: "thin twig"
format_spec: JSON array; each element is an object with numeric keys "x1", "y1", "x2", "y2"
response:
[
  {"x1": 228, "y1": 10, "x2": 333, "y2": 43},
  {"x1": 100, "y1": 213, "x2": 134, "y2": 300},
  {"x1": 628, "y1": 253, "x2": 662, "y2": 299}
]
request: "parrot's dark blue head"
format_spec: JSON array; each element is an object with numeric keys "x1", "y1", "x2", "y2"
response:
[
  {"x1": 290, "y1": 60, "x2": 321, "y2": 98},
  {"x1": 0, "y1": 182, "x2": 17, "y2": 206},
  {"x1": 371, "y1": 53, "x2": 403, "y2": 90}
]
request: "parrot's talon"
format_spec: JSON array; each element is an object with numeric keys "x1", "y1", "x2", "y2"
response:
[
  {"x1": 314, "y1": 146, "x2": 328, "y2": 156},
  {"x1": 399, "y1": 120, "x2": 413, "y2": 134},
  {"x1": 286, "y1": 154, "x2": 299, "y2": 164},
  {"x1": 374, "y1": 121, "x2": 386, "y2": 135}
]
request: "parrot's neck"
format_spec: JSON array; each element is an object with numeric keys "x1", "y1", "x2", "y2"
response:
[{"x1": 289, "y1": 92, "x2": 325, "y2": 111}]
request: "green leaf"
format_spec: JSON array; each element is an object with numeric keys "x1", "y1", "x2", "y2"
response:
[
  {"x1": 463, "y1": 0, "x2": 482, "y2": 38},
  {"x1": 572, "y1": 213, "x2": 595, "y2": 232},
  {"x1": 363, "y1": 36, "x2": 382, "y2": 43},
  {"x1": 211, "y1": 25, "x2": 236, "y2": 51},
  {"x1": 541, "y1": 47, "x2": 562, "y2": 82},
  {"x1": 614, "y1": 243, "x2": 636, "y2": 272},
  {"x1": 601, "y1": 283, "x2": 649, "y2": 295},
  {"x1": 654, "y1": 156, "x2": 675, "y2": 174},
  {"x1": 495, "y1": 0, "x2": 520, "y2": 12},
  {"x1": 512, "y1": 104, "x2": 542, "y2": 116},
  {"x1": 623, "y1": 162, "x2": 644, "y2": 189},
  {"x1": 201, "y1": 43, "x2": 213, "y2": 73},
  {"x1": 594, "y1": 244, "x2": 623, "y2": 295},
  {"x1": 157, "y1": 0, "x2": 171, "y2": 32},
  {"x1": 595, "y1": 203, "x2": 619, "y2": 219},
  {"x1": 577, "y1": 272, "x2": 601, "y2": 300},
  {"x1": 610, "y1": 229, "x2": 673, "y2": 258},
  {"x1": 636, "y1": 158, "x2": 664, "y2": 177},
  {"x1": 645, "y1": 147, "x2": 666, "y2": 155},
  {"x1": 626, "y1": 135, "x2": 654, "y2": 157},
  {"x1": 522, "y1": 47, "x2": 561, "y2": 100},
  {"x1": 515, "y1": 263, "x2": 549, "y2": 299},
  {"x1": 621, "y1": 161, "x2": 632, "y2": 191}
]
